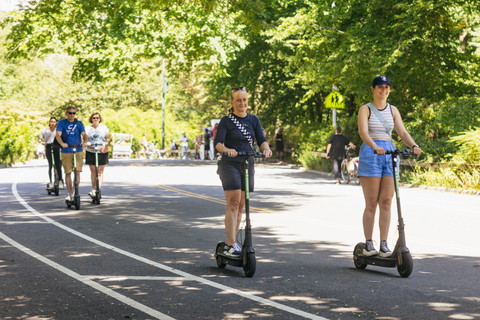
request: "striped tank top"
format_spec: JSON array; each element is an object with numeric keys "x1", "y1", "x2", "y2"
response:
[{"x1": 368, "y1": 103, "x2": 394, "y2": 139}]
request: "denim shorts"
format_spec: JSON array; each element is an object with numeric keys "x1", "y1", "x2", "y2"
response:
[
  {"x1": 358, "y1": 140, "x2": 397, "y2": 177},
  {"x1": 217, "y1": 160, "x2": 255, "y2": 191}
]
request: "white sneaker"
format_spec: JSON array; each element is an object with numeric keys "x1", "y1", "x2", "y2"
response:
[
  {"x1": 59, "y1": 181, "x2": 64, "y2": 190},
  {"x1": 65, "y1": 193, "x2": 72, "y2": 201},
  {"x1": 363, "y1": 240, "x2": 379, "y2": 256},
  {"x1": 48, "y1": 182, "x2": 53, "y2": 188},
  {"x1": 89, "y1": 189, "x2": 96, "y2": 197}
]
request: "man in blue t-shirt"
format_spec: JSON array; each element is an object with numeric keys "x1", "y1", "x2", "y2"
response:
[{"x1": 56, "y1": 105, "x2": 88, "y2": 201}]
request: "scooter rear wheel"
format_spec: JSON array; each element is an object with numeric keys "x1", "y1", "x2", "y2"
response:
[
  {"x1": 353, "y1": 243, "x2": 367, "y2": 269},
  {"x1": 243, "y1": 253, "x2": 256, "y2": 277},
  {"x1": 54, "y1": 185, "x2": 59, "y2": 196},
  {"x1": 215, "y1": 243, "x2": 226, "y2": 268},
  {"x1": 397, "y1": 251, "x2": 413, "y2": 277}
]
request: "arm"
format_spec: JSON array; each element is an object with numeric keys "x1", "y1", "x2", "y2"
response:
[
  {"x1": 260, "y1": 141, "x2": 272, "y2": 159},
  {"x1": 102, "y1": 132, "x2": 111, "y2": 153},
  {"x1": 56, "y1": 130, "x2": 68, "y2": 149},
  {"x1": 326, "y1": 143, "x2": 331, "y2": 158},
  {"x1": 358, "y1": 105, "x2": 385, "y2": 155},
  {"x1": 392, "y1": 106, "x2": 421, "y2": 155},
  {"x1": 348, "y1": 142, "x2": 356, "y2": 149},
  {"x1": 81, "y1": 131, "x2": 88, "y2": 148}
]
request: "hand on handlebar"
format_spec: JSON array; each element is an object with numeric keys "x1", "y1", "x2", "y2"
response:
[
  {"x1": 225, "y1": 149, "x2": 237, "y2": 157},
  {"x1": 373, "y1": 146, "x2": 385, "y2": 155},
  {"x1": 263, "y1": 149, "x2": 272, "y2": 159}
]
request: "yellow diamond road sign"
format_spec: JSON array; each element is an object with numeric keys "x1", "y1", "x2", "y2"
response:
[{"x1": 325, "y1": 91, "x2": 345, "y2": 109}]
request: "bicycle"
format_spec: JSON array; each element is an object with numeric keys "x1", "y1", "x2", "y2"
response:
[{"x1": 341, "y1": 146, "x2": 359, "y2": 185}]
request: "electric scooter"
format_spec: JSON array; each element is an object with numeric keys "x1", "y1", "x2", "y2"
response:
[
  {"x1": 65, "y1": 144, "x2": 82, "y2": 210},
  {"x1": 353, "y1": 149, "x2": 415, "y2": 277},
  {"x1": 89, "y1": 143, "x2": 102, "y2": 204},
  {"x1": 46, "y1": 143, "x2": 60, "y2": 196},
  {"x1": 214, "y1": 151, "x2": 263, "y2": 277}
]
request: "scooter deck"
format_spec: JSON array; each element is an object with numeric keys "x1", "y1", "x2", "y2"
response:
[
  {"x1": 355, "y1": 254, "x2": 397, "y2": 268},
  {"x1": 215, "y1": 252, "x2": 243, "y2": 267}
]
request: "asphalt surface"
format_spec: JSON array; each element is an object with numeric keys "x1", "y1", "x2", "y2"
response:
[{"x1": 1, "y1": 158, "x2": 479, "y2": 320}]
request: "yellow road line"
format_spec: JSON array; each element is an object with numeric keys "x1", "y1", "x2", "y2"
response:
[{"x1": 155, "y1": 184, "x2": 275, "y2": 214}]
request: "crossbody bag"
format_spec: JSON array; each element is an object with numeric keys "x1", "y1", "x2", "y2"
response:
[{"x1": 227, "y1": 113, "x2": 254, "y2": 151}]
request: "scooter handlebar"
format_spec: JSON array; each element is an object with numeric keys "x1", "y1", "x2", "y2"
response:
[
  {"x1": 374, "y1": 149, "x2": 415, "y2": 156},
  {"x1": 222, "y1": 151, "x2": 264, "y2": 158}
]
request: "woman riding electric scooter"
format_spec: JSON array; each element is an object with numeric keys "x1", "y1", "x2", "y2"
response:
[
  {"x1": 355, "y1": 76, "x2": 421, "y2": 275},
  {"x1": 39, "y1": 117, "x2": 64, "y2": 192},
  {"x1": 213, "y1": 86, "x2": 272, "y2": 277},
  {"x1": 85, "y1": 112, "x2": 110, "y2": 202}
]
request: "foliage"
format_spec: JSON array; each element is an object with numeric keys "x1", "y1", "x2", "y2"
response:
[
  {"x1": 405, "y1": 165, "x2": 480, "y2": 191},
  {"x1": 0, "y1": 119, "x2": 36, "y2": 164},
  {"x1": 450, "y1": 127, "x2": 480, "y2": 164}
]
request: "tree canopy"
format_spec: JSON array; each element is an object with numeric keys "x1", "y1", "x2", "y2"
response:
[{"x1": 1, "y1": 0, "x2": 480, "y2": 165}]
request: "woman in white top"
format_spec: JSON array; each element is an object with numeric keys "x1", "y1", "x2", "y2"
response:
[
  {"x1": 85, "y1": 112, "x2": 111, "y2": 197},
  {"x1": 39, "y1": 117, "x2": 64, "y2": 189},
  {"x1": 357, "y1": 76, "x2": 421, "y2": 257}
]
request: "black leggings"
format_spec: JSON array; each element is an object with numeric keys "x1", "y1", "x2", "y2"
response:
[
  {"x1": 45, "y1": 144, "x2": 63, "y2": 182},
  {"x1": 332, "y1": 157, "x2": 344, "y2": 180}
]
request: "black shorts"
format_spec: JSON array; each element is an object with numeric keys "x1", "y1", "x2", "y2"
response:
[
  {"x1": 204, "y1": 144, "x2": 210, "y2": 151},
  {"x1": 85, "y1": 151, "x2": 109, "y2": 166},
  {"x1": 217, "y1": 160, "x2": 254, "y2": 191}
]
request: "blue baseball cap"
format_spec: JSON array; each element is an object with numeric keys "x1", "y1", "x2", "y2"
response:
[{"x1": 372, "y1": 75, "x2": 391, "y2": 87}]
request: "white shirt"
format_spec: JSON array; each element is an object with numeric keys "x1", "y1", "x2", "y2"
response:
[{"x1": 86, "y1": 124, "x2": 109, "y2": 153}]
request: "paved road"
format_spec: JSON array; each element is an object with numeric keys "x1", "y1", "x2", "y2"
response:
[{"x1": 1, "y1": 159, "x2": 479, "y2": 320}]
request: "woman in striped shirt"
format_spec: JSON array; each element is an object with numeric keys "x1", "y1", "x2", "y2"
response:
[{"x1": 357, "y1": 75, "x2": 422, "y2": 257}]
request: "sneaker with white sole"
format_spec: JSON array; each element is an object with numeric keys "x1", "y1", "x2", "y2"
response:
[
  {"x1": 59, "y1": 181, "x2": 64, "y2": 190},
  {"x1": 224, "y1": 243, "x2": 242, "y2": 256},
  {"x1": 65, "y1": 193, "x2": 72, "y2": 201},
  {"x1": 89, "y1": 189, "x2": 96, "y2": 197},
  {"x1": 379, "y1": 240, "x2": 393, "y2": 257},
  {"x1": 363, "y1": 240, "x2": 379, "y2": 256}
]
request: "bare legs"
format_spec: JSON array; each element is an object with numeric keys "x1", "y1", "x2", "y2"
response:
[
  {"x1": 89, "y1": 164, "x2": 106, "y2": 189},
  {"x1": 65, "y1": 171, "x2": 81, "y2": 194},
  {"x1": 359, "y1": 176, "x2": 395, "y2": 241},
  {"x1": 224, "y1": 189, "x2": 245, "y2": 246}
]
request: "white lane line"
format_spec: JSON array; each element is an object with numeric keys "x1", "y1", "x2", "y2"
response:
[
  {"x1": 0, "y1": 232, "x2": 175, "y2": 320},
  {"x1": 85, "y1": 276, "x2": 191, "y2": 281},
  {"x1": 11, "y1": 181, "x2": 329, "y2": 320}
]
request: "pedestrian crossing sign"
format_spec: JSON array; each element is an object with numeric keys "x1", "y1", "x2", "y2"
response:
[{"x1": 325, "y1": 91, "x2": 345, "y2": 109}]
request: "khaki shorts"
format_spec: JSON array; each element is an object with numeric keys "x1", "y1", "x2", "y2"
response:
[{"x1": 62, "y1": 152, "x2": 85, "y2": 174}]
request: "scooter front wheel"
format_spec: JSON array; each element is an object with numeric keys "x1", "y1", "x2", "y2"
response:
[
  {"x1": 243, "y1": 252, "x2": 256, "y2": 277},
  {"x1": 74, "y1": 196, "x2": 81, "y2": 210},
  {"x1": 353, "y1": 243, "x2": 367, "y2": 269},
  {"x1": 95, "y1": 190, "x2": 101, "y2": 204},
  {"x1": 397, "y1": 250, "x2": 413, "y2": 277},
  {"x1": 54, "y1": 185, "x2": 59, "y2": 196},
  {"x1": 215, "y1": 242, "x2": 226, "y2": 268}
]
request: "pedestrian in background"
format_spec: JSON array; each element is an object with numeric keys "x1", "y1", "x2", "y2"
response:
[
  {"x1": 273, "y1": 127, "x2": 285, "y2": 161},
  {"x1": 180, "y1": 133, "x2": 189, "y2": 159},
  {"x1": 326, "y1": 126, "x2": 356, "y2": 184}
]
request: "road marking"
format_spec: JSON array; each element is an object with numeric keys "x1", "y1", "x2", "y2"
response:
[
  {"x1": 11, "y1": 181, "x2": 329, "y2": 320},
  {"x1": 0, "y1": 232, "x2": 176, "y2": 320},
  {"x1": 155, "y1": 184, "x2": 275, "y2": 214},
  {"x1": 85, "y1": 276, "x2": 192, "y2": 281}
]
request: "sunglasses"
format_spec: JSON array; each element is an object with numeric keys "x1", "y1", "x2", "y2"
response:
[
  {"x1": 68, "y1": 112, "x2": 76, "y2": 115},
  {"x1": 232, "y1": 86, "x2": 246, "y2": 91}
]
